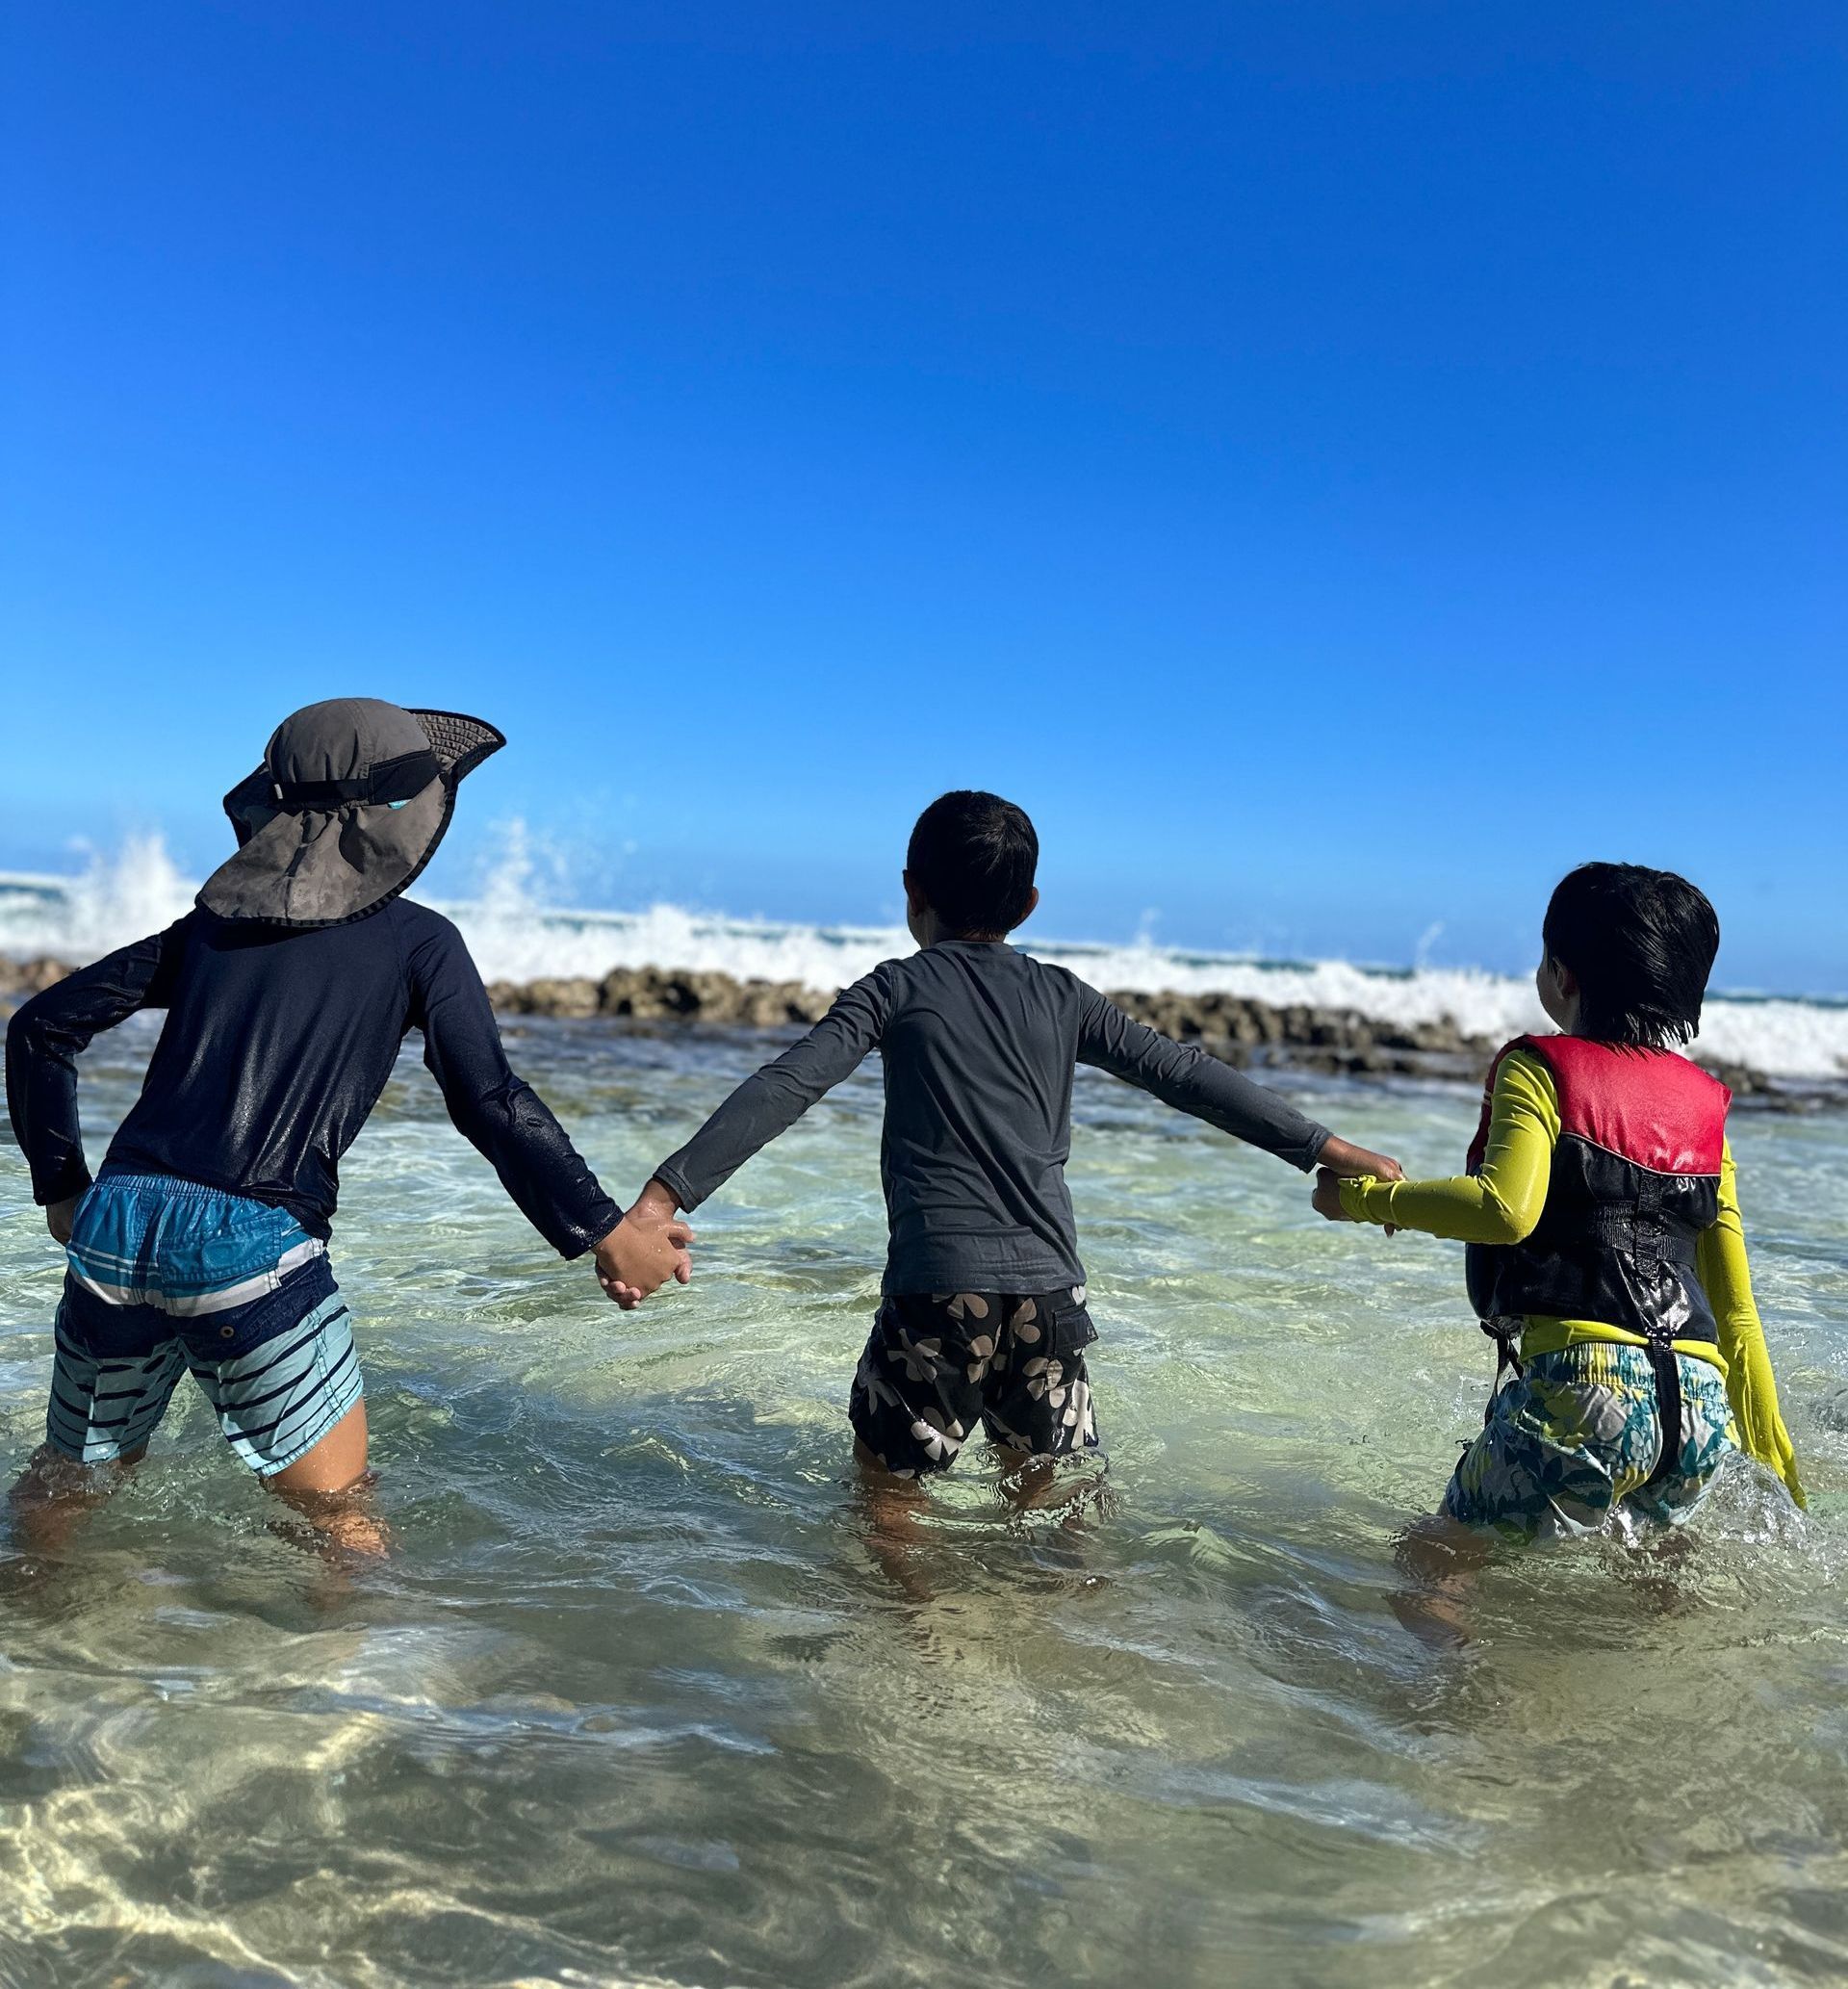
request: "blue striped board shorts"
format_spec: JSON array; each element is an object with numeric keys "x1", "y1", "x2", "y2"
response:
[{"x1": 47, "y1": 1173, "x2": 363, "y2": 1477}]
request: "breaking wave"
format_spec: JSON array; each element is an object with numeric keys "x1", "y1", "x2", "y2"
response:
[{"x1": 3, "y1": 834, "x2": 1844, "y2": 1079}]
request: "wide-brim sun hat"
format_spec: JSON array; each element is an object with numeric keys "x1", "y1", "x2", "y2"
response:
[{"x1": 197, "y1": 697, "x2": 505, "y2": 928}]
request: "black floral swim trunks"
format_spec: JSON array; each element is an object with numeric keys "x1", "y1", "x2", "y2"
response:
[{"x1": 849, "y1": 1286, "x2": 1100, "y2": 1477}]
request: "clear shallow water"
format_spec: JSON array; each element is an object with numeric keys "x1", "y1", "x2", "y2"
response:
[{"x1": 3, "y1": 1017, "x2": 1846, "y2": 1989}]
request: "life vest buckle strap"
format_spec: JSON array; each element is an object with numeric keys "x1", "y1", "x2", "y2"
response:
[
  {"x1": 1476, "y1": 1315, "x2": 1525, "y2": 1428},
  {"x1": 1641, "y1": 1336, "x2": 1685, "y2": 1489}
]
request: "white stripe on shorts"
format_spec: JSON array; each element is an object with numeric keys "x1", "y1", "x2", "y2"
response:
[{"x1": 67, "y1": 1237, "x2": 328, "y2": 1317}]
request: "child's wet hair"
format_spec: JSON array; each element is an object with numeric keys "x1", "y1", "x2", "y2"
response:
[
  {"x1": 1542, "y1": 862, "x2": 1719, "y2": 1048},
  {"x1": 908, "y1": 790, "x2": 1039, "y2": 937}
]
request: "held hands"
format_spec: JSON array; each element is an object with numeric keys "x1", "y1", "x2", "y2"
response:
[
  {"x1": 46, "y1": 1194, "x2": 82, "y2": 1246},
  {"x1": 1312, "y1": 1135, "x2": 1403, "y2": 1231},
  {"x1": 1316, "y1": 1135, "x2": 1403, "y2": 1183},
  {"x1": 1312, "y1": 1167, "x2": 1358, "y2": 1222},
  {"x1": 594, "y1": 1179, "x2": 695, "y2": 1310}
]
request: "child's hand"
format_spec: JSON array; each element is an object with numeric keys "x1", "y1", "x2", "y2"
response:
[
  {"x1": 1312, "y1": 1167, "x2": 1359, "y2": 1222},
  {"x1": 1316, "y1": 1135, "x2": 1403, "y2": 1182},
  {"x1": 593, "y1": 1180, "x2": 695, "y2": 1309},
  {"x1": 45, "y1": 1195, "x2": 81, "y2": 1246}
]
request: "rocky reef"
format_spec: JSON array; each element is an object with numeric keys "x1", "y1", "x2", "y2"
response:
[
  {"x1": 475, "y1": 964, "x2": 1794, "y2": 1098},
  {"x1": 0, "y1": 953, "x2": 1814, "y2": 1103},
  {"x1": 0, "y1": 956, "x2": 78, "y2": 1004}
]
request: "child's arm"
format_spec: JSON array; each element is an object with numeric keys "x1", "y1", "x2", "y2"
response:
[
  {"x1": 596, "y1": 969, "x2": 895, "y2": 1293},
  {"x1": 1316, "y1": 1048, "x2": 1556, "y2": 1241},
  {"x1": 1698, "y1": 1144, "x2": 1805, "y2": 1504},
  {"x1": 1074, "y1": 988, "x2": 1394, "y2": 1175},
  {"x1": 4, "y1": 926, "x2": 183, "y2": 1235},
  {"x1": 406, "y1": 916, "x2": 686, "y2": 1287},
  {"x1": 647, "y1": 969, "x2": 895, "y2": 1215},
  {"x1": 600, "y1": 971, "x2": 891, "y2": 1300}
]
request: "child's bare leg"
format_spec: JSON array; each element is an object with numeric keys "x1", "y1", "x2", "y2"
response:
[
  {"x1": 262, "y1": 1401, "x2": 388, "y2": 1560},
  {"x1": 7, "y1": 1442, "x2": 147, "y2": 1563},
  {"x1": 992, "y1": 1443, "x2": 1061, "y2": 1508},
  {"x1": 853, "y1": 1437, "x2": 935, "y2": 1603},
  {"x1": 1391, "y1": 1512, "x2": 1492, "y2": 1646},
  {"x1": 990, "y1": 1444, "x2": 1113, "y2": 1581},
  {"x1": 991, "y1": 1438, "x2": 1110, "y2": 1517}
]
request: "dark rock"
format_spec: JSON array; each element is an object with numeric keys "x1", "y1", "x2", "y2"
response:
[
  {"x1": 0, "y1": 955, "x2": 74, "y2": 997},
  {"x1": 500, "y1": 976, "x2": 602, "y2": 1018}
]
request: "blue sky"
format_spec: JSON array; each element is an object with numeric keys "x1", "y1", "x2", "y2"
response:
[{"x1": 3, "y1": 3, "x2": 1843, "y2": 989}]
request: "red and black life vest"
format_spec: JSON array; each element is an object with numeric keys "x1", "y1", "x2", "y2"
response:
[{"x1": 1463, "y1": 1034, "x2": 1730, "y2": 1347}]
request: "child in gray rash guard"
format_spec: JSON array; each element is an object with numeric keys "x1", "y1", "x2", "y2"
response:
[{"x1": 605, "y1": 790, "x2": 1401, "y2": 1481}]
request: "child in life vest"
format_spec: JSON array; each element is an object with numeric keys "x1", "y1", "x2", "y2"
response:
[{"x1": 1313, "y1": 863, "x2": 1803, "y2": 1540}]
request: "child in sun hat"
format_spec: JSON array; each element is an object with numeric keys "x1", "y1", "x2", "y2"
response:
[
  {"x1": 603, "y1": 789, "x2": 1401, "y2": 1482},
  {"x1": 5, "y1": 697, "x2": 689, "y2": 1554},
  {"x1": 1314, "y1": 862, "x2": 1804, "y2": 1545}
]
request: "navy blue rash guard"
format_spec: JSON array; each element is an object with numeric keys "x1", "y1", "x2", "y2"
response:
[{"x1": 5, "y1": 900, "x2": 621, "y2": 1257}]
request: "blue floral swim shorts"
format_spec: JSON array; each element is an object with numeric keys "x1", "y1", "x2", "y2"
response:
[{"x1": 1444, "y1": 1341, "x2": 1737, "y2": 1539}]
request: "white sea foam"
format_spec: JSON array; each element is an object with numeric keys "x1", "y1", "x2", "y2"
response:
[{"x1": 3, "y1": 834, "x2": 1844, "y2": 1078}]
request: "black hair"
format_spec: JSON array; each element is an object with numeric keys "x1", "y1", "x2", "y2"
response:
[
  {"x1": 1541, "y1": 863, "x2": 1719, "y2": 1048},
  {"x1": 907, "y1": 790, "x2": 1039, "y2": 937}
]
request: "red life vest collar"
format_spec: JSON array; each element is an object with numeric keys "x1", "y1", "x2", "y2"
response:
[{"x1": 1467, "y1": 1034, "x2": 1729, "y2": 1176}]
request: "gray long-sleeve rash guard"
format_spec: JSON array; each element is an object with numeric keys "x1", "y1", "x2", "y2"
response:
[{"x1": 654, "y1": 939, "x2": 1331, "y2": 1295}]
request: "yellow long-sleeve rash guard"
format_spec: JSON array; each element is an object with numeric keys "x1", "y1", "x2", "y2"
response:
[{"x1": 1340, "y1": 1047, "x2": 1805, "y2": 1504}]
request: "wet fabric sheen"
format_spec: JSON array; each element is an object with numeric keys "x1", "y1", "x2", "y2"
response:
[
  {"x1": 658, "y1": 940, "x2": 1331, "y2": 1293},
  {"x1": 64, "y1": 1171, "x2": 325, "y2": 1314},
  {"x1": 5, "y1": 900, "x2": 619, "y2": 1256},
  {"x1": 1444, "y1": 1343, "x2": 1737, "y2": 1538},
  {"x1": 849, "y1": 1286, "x2": 1100, "y2": 1475},
  {"x1": 47, "y1": 1175, "x2": 364, "y2": 1473}
]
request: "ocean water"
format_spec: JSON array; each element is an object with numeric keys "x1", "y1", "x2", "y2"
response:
[
  {"x1": 3, "y1": 837, "x2": 1847, "y2": 1079},
  {"x1": 3, "y1": 975, "x2": 1848, "y2": 1984},
  {"x1": 4, "y1": 849, "x2": 1848, "y2": 1986}
]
